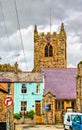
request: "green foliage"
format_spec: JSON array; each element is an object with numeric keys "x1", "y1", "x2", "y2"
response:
[
  {"x1": 14, "y1": 110, "x2": 35, "y2": 120},
  {"x1": 14, "y1": 113, "x2": 21, "y2": 119},
  {"x1": 27, "y1": 110, "x2": 35, "y2": 119}
]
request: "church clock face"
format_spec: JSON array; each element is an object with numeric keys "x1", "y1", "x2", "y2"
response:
[{"x1": 44, "y1": 35, "x2": 52, "y2": 43}]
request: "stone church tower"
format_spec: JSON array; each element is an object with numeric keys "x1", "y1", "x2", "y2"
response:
[
  {"x1": 33, "y1": 23, "x2": 67, "y2": 72},
  {"x1": 76, "y1": 61, "x2": 82, "y2": 112}
]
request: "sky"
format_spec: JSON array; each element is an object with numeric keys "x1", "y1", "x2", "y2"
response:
[{"x1": 0, "y1": 0, "x2": 82, "y2": 71}]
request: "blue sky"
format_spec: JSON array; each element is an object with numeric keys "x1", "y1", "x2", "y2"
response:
[{"x1": 0, "y1": 0, "x2": 82, "y2": 71}]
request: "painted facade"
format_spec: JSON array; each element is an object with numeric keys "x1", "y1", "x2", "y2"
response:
[{"x1": 14, "y1": 82, "x2": 44, "y2": 115}]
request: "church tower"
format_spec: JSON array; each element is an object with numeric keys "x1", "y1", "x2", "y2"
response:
[{"x1": 33, "y1": 23, "x2": 67, "y2": 72}]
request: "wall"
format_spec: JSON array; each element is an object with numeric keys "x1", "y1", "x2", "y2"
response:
[{"x1": 0, "y1": 83, "x2": 14, "y2": 130}]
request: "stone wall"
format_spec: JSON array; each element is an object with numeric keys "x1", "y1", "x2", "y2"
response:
[
  {"x1": 0, "y1": 91, "x2": 7, "y2": 122},
  {"x1": 0, "y1": 83, "x2": 14, "y2": 130},
  {"x1": 76, "y1": 61, "x2": 82, "y2": 112}
]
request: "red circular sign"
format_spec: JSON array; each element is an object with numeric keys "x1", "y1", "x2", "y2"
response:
[{"x1": 4, "y1": 97, "x2": 13, "y2": 107}]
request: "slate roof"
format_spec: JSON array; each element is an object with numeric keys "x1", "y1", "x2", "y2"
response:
[
  {"x1": 41, "y1": 68, "x2": 77, "y2": 99},
  {"x1": 0, "y1": 72, "x2": 43, "y2": 82}
]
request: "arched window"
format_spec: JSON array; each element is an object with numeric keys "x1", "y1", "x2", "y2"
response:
[{"x1": 45, "y1": 43, "x2": 53, "y2": 57}]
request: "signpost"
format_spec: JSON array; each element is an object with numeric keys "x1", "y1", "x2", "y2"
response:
[{"x1": 4, "y1": 97, "x2": 13, "y2": 130}]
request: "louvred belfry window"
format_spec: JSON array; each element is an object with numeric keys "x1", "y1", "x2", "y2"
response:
[{"x1": 45, "y1": 43, "x2": 53, "y2": 57}]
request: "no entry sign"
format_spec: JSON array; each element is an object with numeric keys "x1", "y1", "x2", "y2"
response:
[{"x1": 4, "y1": 97, "x2": 13, "y2": 107}]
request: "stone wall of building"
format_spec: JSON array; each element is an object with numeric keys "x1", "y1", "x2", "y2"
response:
[
  {"x1": 0, "y1": 83, "x2": 14, "y2": 130},
  {"x1": 0, "y1": 91, "x2": 7, "y2": 122},
  {"x1": 76, "y1": 61, "x2": 82, "y2": 112}
]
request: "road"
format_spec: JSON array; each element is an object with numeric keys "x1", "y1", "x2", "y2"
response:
[{"x1": 15, "y1": 124, "x2": 64, "y2": 130}]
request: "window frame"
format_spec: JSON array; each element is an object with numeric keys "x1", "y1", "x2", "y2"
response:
[
  {"x1": 45, "y1": 43, "x2": 53, "y2": 57},
  {"x1": 36, "y1": 83, "x2": 40, "y2": 94},
  {"x1": 21, "y1": 83, "x2": 27, "y2": 94},
  {"x1": 21, "y1": 101, "x2": 27, "y2": 111}
]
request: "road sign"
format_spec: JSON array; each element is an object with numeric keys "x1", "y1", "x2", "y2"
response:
[{"x1": 4, "y1": 97, "x2": 13, "y2": 107}]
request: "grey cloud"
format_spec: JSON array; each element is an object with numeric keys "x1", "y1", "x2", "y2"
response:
[{"x1": 0, "y1": 0, "x2": 82, "y2": 70}]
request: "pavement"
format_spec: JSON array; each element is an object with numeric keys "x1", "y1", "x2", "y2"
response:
[{"x1": 15, "y1": 124, "x2": 64, "y2": 130}]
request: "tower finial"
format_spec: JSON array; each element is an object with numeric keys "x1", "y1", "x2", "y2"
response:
[
  {"x1": 34, "y1": 25, "x2": 38, "y2": 33},
  {"x1": 60, "y1": 22, "x2": 65, "y2": 32},
  {"x1": 60, "y1": 22, "x2": 66, "y2": 38}
]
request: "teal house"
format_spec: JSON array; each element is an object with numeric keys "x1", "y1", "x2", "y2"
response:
[{"x1": 14, "y1": 72, "x2": 44, "y2": 115}]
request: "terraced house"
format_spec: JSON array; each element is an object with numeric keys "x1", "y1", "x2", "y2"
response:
[{"x1": 14, "y1": 72, "x2": 44, "y2": 115}]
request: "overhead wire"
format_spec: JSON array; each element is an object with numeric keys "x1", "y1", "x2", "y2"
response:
[
  {"x1": 14, "y1": 0, "x2": 28, "y2": 70},
  {"x1": 0, "y1": 0, "x2": 14, "y2": 64}
]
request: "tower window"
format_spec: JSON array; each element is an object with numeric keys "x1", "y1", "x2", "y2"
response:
[{"x1": 45, "y1": 43, "x2": 53, "y2": 57}]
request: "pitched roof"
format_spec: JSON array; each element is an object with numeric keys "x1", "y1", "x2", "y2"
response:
[
  {"x1": 41, "y1": 68, "x2": 77, "y2": 99},
  {"x1": 0, "y1": 84, "x2": 8, "y2": 93},
  {"x1": 0, "y1": 72, "x2": 43, "y2": 82}
]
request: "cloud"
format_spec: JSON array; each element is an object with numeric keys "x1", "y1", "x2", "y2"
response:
[
  {"x1": 0, "y1": 0, "x2": 82, "y2": 71},
  {"x1": 0, "y1": 25, "x2": 34, "y2": 71}
]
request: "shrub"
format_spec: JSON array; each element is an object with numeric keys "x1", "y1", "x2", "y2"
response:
[
  {"x1": 27, "y1": 110, "x2": 35, "y2": 119},
  {"x1": 14, "y1": 113, "x2": 21, "y2": 119}
]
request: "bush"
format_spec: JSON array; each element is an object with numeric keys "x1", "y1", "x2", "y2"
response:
[
  {"x1": 14, "y1": 113, "x2": 21, "y2": 119},
  {"x1": 27, "y1": 110, "x2": 35, "y2": 119},
  {"x1": 14, "y1": 110, "x2": 35, "y2": 119}
]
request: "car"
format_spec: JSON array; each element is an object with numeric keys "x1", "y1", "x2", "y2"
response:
[
  {"x1": 64, "y1": 112, "x2": 82, "y2": 130},
  {"x1": 72, "y1": 114, "x2": 82, "y2": 130}
]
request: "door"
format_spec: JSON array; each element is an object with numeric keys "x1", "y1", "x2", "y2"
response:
[
  {"x1": 0, "y1": 122, "x2": 6, "y2": 130},
  {"x1": 35, "y1": 101, "x2": 41, "y2": 115}
]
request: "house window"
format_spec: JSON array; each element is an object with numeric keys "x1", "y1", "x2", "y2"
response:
[
  {"x1": 45, "y1": 43, "x2": 53, "y2": 57},
  {"x1": 57, "y1": 101, "x2": 60, "y2": 109},
  {"x1": 8, "y1": 83, "x2": 11, "y2": 94},
  {"x1": 62, "y1": 101, "x2": 64, "y2": 109},
  {"x1": 36, "y1": 83, "x2": 40, "y2": 94},
  {"x1": 21, "y1": 84, "x2": 27, "y2": 93},
  {"x1": 21, "y1": 101, "x2": 27, "y2": 111}
]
